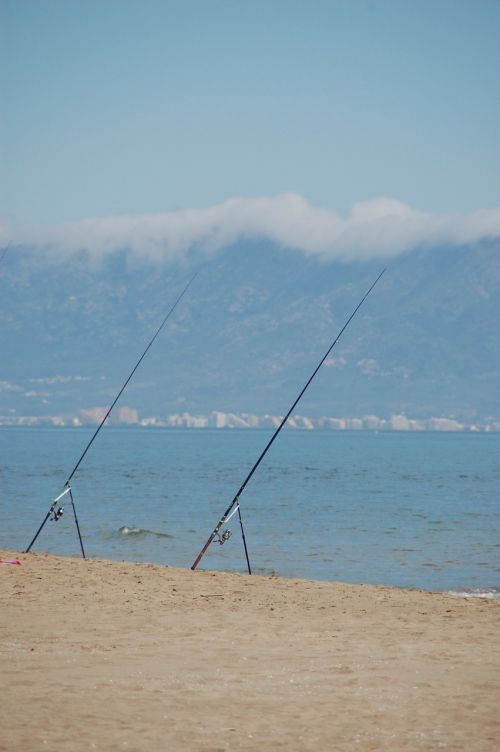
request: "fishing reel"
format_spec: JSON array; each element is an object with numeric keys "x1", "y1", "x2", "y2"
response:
[
  {"x1": 214, "y1": 529, "x2": 232, "y2": 546},
  {"x1": 50, "y1": 506, "x2": 64, "y2": 522}
]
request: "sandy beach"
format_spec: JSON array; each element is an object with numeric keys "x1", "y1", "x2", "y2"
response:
[{"x1": 0, "y1": 550, "x2": 498, "y2": 751}]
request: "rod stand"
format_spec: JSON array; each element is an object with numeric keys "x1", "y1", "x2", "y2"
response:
[{"x1": 25, "y1": 484, "x2": 86, "y2": 558}]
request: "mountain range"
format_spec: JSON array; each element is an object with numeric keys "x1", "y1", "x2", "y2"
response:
[{"x1": 1, "y1": 240, "x2": 499, "y2": 422}]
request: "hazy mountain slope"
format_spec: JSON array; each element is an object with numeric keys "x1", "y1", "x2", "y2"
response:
[{"x1": 0, "y1": 241, "x2": 498, "y2": 421}]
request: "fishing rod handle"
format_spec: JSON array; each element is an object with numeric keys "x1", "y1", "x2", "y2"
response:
[{"x1": 191, "y1": 531, "x2": 217, "y2": 570}]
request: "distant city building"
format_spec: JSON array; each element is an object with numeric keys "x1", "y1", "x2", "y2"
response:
[
  {"x1": 78, "y1": 405, "x2": 139, "y2": 426},
  {"x1": 79, "y1": 407, "x2": 108, "y2": 426},
  {"x1": 426, "y1": 417, "x2": 464, "y2": 432},
  {"x1": 408, "y1": 419, "x2": 425, "y2": 431},
  {"x1": 115, "y1": 407, "x2": 139, "y2": 425},
  {"x1": 241, "y1": 413, "x2": 260, "y2": 428},
  {"x1": 363, "y1": 415, "x2": 382, "y2": 430},
  {"x1": 318, "y1": 417, "x2": 347, "y2": 430},
  {"x1": 165, "y1": 412, "x2": 209, "y2": 428},
  {"x1": 390, "y1": 414, "x2": 411, "y2": 431}
]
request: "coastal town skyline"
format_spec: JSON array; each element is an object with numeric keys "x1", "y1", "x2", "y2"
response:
[{"x1": 1, "y1": 406, "x2": 498, "y2": 433}]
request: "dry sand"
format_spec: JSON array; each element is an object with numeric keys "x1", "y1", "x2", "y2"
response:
[{"x1": 0, "y1": 549, "x2": 498, "y2": 752}]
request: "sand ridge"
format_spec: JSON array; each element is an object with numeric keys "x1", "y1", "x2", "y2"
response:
[{"x1": 1, "y1": 550, "x2": 499, "y2": 751}]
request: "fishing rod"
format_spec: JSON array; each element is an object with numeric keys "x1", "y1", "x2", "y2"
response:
[
  {"x1": 25, "y1": 272, "x2": 197, "y2": 555},
  {"x1": 191, "y1": 268, "x2": 386, "y2": 574}
]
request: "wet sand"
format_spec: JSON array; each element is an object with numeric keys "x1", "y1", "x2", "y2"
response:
[{"x1": 0, "y1": 549, "x2": 498, "y2": 751}]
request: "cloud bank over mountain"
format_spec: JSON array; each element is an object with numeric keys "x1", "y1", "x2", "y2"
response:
[{"x1": 2, "y1": 194, "x2": 500, "y2": 263}]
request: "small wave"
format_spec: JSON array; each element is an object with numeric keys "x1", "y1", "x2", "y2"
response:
[
  {"x1": 447, "y1": 588, "x2": 500, "y2": 600},
  {"x1": 116, "y1": 525, "x2": 173, "y2": 539}
]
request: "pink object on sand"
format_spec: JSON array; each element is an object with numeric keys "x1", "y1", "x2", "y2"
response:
[{"x1": 0, "y1": 559, "x2": 22, "y2": 566}]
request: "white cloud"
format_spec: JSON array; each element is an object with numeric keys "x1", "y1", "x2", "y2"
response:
[
  {"x1": 0, "y1": 380, "x2": 22, "y2": 392},
  {"x1": 324, "y1": 356, "x2": 347, "y2": 369},
  {"x1": 357, "y1": 358, "x2": 380, "y2": 376},
  {"x1": 2, "y1": 194, "x2": 500, "y2": 262},
  {"x1": 27, "y1": 375, "x2": 90, "y2": 385}
]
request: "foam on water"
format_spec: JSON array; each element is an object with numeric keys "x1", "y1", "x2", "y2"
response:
[
  {"x1": 115, "y1": 525, "x2": 173, "y2": 539},
  {"x1": 447, "y1": 588, "x2": 500, "y2": 600}
]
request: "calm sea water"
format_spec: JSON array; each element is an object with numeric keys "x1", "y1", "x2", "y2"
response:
[{"x1": 0, "y1": 427, "x2": 498, "y2": 597}]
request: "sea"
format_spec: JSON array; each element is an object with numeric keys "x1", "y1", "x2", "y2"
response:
[{"x1": 0, "y1": 427, "x2": 498, "y2": 598}]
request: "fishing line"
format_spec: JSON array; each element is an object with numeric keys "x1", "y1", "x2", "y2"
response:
[{"x1": 191, "y1": 269, "x2": 386, "y2": 574}]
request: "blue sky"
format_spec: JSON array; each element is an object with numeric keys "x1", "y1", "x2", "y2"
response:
[{"x1": 1, "y1": 0, "x2": 500, "y2": 235}]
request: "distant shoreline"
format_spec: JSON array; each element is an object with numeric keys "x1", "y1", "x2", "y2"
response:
[{"x1": 1, "y1": 416, "x2": 499, "y2": 433}]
